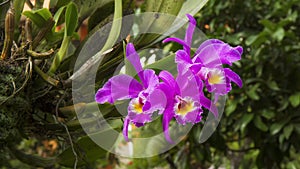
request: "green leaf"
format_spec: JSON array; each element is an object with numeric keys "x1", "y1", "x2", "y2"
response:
[
  {"x1": 23, "y1": 8, "x2": 52, "y2": 28},
  {"x1": 177, "y1": 0, "x2": 209, "y2": 19},
  {"x1": 246, "y1": 84, "x2": 260, "y2": 100},
  {"x1": 261, "y1": 109, "x2": 275, "y2": 119},
  {"x1": 283, "y1": 124, "x2": 293, "y2": 139},
  {"x1": 65, "y1": 2, "x2": 78, "y2": 36},
  {"x1": 289, "y1": 93, "x2": 300, "y2": 107},
  {"x1": 135, "y1": 0, "x2": 184, "y2": 47},
  {"x1": 240, "y1": 114, "x2": 254, "y2": 133},
  {"x1": 74, "y1": 0, "x2": 113, "y2": 23},
  {"x1": 245, "y1": 35, "x2": 258, "y2": 46},
  {"x1": 272, "y1": 27, "x2": 285, "y2": 42},
  {"x1": 144, "y1": 53, "x2": 176, "y2": 74},
  {"x1": 259, "y1": 19, "x2": 276, "y2": 31},
  {"x1": 100, "y1": 0, "x2": 122, "y2": 52},
  {"x1": 254, "y1": 116, "x2": 268, "y2": 132},
  {"x1": 267, "y1": 81, "x2": 280, "y2": 91},
  {"x1": 13, "y1": 0, "x2": 26, "y2": 32},
  {"x1": 225, "y1": 99, "x2": 238, "y2": 116},
  {"x1": 57, "y1": 126, "x2": 120, "y2": 167},
  {"x1": 270, "y1": 122, "x2": 285, "y2": 135},
  {"x1": 53, "y1": 6, "x2": 66, "y2": 28}
]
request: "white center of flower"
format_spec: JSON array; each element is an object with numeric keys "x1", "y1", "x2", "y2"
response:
[
  {"x1": 207, "y1": 69, "x2": 225, "y2": 85},
  {"x1": 130, "y1": 97, "x2": 144, "y2": 114},
  {"x1": 174, "y1": 96, "x2": 196, "y2": 116}
]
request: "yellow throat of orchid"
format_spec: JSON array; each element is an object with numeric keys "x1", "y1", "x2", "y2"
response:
[
  {"x1": 175, "y1": 97, "x2": 195, "y2": 116},
  {"x1": 131, "y1": 97, "x2": 144, "y2": 114},
  {"x1": 133, "y1": 102, "x2": 143, "y2": 113},
  {"x1": 208, "y1": 69, "x2": 225, "y2": 85}
]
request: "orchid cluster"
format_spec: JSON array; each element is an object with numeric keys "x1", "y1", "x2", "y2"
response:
[{"x1": 95, "y1": 14, "x2": 243, "y2": 143}]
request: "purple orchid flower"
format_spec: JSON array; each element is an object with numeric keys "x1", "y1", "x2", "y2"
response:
[
  {"x1": 157, "y1": 67, "x2": 218, "y2": 143},
  {"x1": 163, "y1": 14, "x2": 243, "y2": 101},
  {"x1": 95, "y1": 43, "x2": 166, "y2": 141}
]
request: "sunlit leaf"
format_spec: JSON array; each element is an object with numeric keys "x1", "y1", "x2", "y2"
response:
[
  {"x1": 289, "y1": 93, "x2": 300, "y2": 107},
  {"x1": 283, "y1": 124, "x2": 293, "y2": 139},
  {"x1": 254, "y1": 116, "x2": 268, "y2": 132},
  {"x1": 23, "y1": 8, "x2": 52, "y2": 28},
  {"x1": 240, "y1": 114, "x2": 254, "y2": 133},
  {"x1": 65, "y1": 2, "x2": 78, "y2": 36}
]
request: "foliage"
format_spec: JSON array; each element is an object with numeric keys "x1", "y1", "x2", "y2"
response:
[
  {"x1": 0, "y1": 0, "x2": 300, "y2": 168},
  {"x1": 153, "y1": 0, "x2": 300, "y2": 168}
]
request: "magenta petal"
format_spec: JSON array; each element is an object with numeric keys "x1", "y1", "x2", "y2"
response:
[
  {"x1": 195, "y1": 39, "x2": 225, "y2": 57},
  {"x1": 95, "y1": 75, "x2": 143, "y2": 104},
  {"x1": 193, "y1": 44, "x2": 223, "y2": 67},
  {"x1": 176, "y1": 69, "x2": 202, "y2": 100},
  {"x1": 143, "y1": 89, "x2": 167, "y2": 114},
  {"x1": 126, "y1": 43, "x2": 143, "y2": 76},
  {"x1": 184, "y1": 14, "x2": 197, "y2": 55},
  {"x1": 175, "y1": 50, "x2": 192, "y2": 64},
  {"x1": 159, "y1": 70, "x2": 180, "y2": 94},
  {"x1": 142, "y1": 69, "x2": 159, "y2": 90},
  {"x1": 199, "y1": 94, "x2": 218, "y2": 118},
  {"x1": 194, "y1": 43, "x2": 242, "y2": 66},
  {"x1": 186, "y1": 14, "x2": 197, "y2": 26},
  {"x1": 128, "y1": 111, "x2": 152, "y2": 124},
  {"x1": 224, "y1": 68, "x2": 243, "y2": 88},
  {"x1": 162, "y1": 106, "x2": 175, "y2": 144},
  {"x1": 175, "y1": 50, "x2": 193, "y2": 75},
  {"x1": 176, "y1": 106, "x2": 202, "y2": 125},
  {"x1": 217, "y1": 44, "x2": 242, "y2": 65},
  {"x1": 185, "y1": 109, "x2": 202, "y2": 124},
  {"x1": 95, "y1": 82, "x2": 113, "y2": 104},
  {"x1": 123, "y1": 117, "x2": 130, "y2": 141},
  {"x1": 163, "y1": 37, "x2": 190, "y2": 50},
  {"x1": 234, "y1": 46, "x2": 243, "y2": 55}
]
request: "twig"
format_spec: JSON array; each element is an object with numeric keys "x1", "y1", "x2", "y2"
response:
[
  {"x1": 25, "y1": 0, "x2": 33, "y2": 9},
  {"x1": 54, "y1": 93, "x2": 78, "y2": 169},
  {"x1": 25, "y1": 18, "x2": 32, "y2": 42},
  {"x1": 33, "y1": 64, "x2": 60, "y2": 87},
  {"x1": 31, "y1": 18, "x2": 55, "y2": 50},
  {"x1": 0, "y1": 0, "x2": 10, "y2": 6},
  {"x1": 1, "y1": 4, "x2": 14, "y2": 60},
  {"x1": 27, "y1": 49, "x2": 54, "y2": 59}
]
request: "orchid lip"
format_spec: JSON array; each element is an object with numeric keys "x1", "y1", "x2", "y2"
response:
[
  {"x1": 174, "y1": 96, "x2": 197, "y2": 117},
  {"x1": 207, "y1": 69, "x2": 225, "y2": 85},
  {"x1": 129, "y1": 97, "x2": 145, "y2": 114}
]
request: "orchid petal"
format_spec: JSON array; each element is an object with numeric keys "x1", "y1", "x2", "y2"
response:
[
  {"x1": 194, "y1": 43, "x2": 242, "y2": 66},
  {"x1": 193, "y1": 44, "x2": 223, "y2": 67},
  {"x1": 175, "y1": 50, "x2": 193, "y2": 75},
  {"x1": 126, "y1": 43, "x2": 144, "y2": 80},
  {"x1": 122, "y1": 117, "x2": 130, "y2": 142},
  {"x1": 175, "y1": 106, "x2": 202, "y2": 125},
  {"x1": 162, "y1": 106, "x2": 175, "y2": 144},
  {"x1": 128, "y1": 110, "x2": 152, "y2": 124},
  {"x1": 143, "y1": 89, "x2": 167, "y2": 114},
  {"x1": 159, "y1": 70, "x2": 180, "y2": 94},
  {"x1": 176, "y1": 69, "x2": 202, "y2": 100},
  {"x1": 224, "y1": 68, "x2": 243, "y2": 88},
  {"x1": 200, "y1": 94, "x2": 218, "y2": 118},
  {"x1": 95, "y1": 75, "x2": 143, "y2": 104},
  {"x1": 175, "y1": 50, "x2": 192, "y2": 64},
  {"x1": 142, "y1": 69, "x2": 159, "y2": 90},
  {"x1": 184, "y1": 14, "x2": 197, "y2": 55},
  {"x1": 234, "y1": 46, "x2": 243, "y2": 55},
  {"x1": 194, "y1": 39, "x2": 225, "y2": 57},
  {"x1": 163, "y1": 37, "x2": 190, "y2": 50}
]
